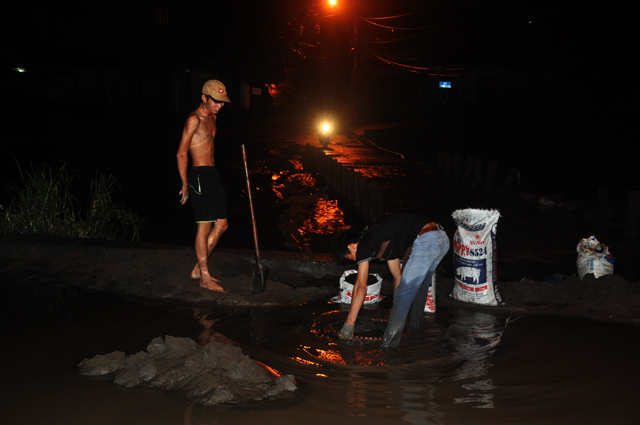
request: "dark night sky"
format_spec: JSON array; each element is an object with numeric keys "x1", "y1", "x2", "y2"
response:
[
  {"x1": 0, "y1": 0, "x2": 636, "y2": 248},
  {"x1": 3, "y1": 0, "x2": 633, "y2": 99},
  {"x1": 4, "y1": 0, "x2": 631, "y2": 73},
  {"x1": 2, "y1": 0, "x2": 635, "y2": 191}
]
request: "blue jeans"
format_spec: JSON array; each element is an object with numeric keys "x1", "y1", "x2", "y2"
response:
[{"x1": 381, "y1": 229, "x2": 450, "y2": 348}]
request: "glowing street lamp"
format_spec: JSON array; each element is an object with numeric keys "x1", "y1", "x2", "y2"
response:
[{"x1": 328, "y1": 0, "x2": 337, "y2": 6}]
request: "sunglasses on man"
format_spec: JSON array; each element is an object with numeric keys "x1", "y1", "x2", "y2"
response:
[{"x1": 206, "y1": 95, "x2": 225, "y2": 104}]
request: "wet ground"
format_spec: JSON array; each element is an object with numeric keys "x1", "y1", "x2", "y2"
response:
[{"x1": 2, "y1": 285, "x2": 640, "y2": 425}]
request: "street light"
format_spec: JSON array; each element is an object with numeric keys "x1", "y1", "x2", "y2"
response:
[{"x1": 328, "y1": 0, "x2": 337, "y2": 6}]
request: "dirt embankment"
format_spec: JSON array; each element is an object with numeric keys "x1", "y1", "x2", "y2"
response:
[
  {"x1": 436, "y1": 272, "x2": 640, "y2": 324},
  {"x1": 0, "y1": 235, "x2": 341, "y2": 308},
  {"x1": 1, "y1": 235, "x2": 639, "y2": 325}
]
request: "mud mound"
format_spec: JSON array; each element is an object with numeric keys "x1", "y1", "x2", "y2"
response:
[{"x1": 78, "y1": 335, "x2": 296, "y2": 405}]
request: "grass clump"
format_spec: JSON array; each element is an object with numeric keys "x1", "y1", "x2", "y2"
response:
[
  {"x1": 1, "y1": 161, "x2": 144, "y2": 241},
  {"x1": 83, "y1": 172, "x2": 144, "y2": 241}
]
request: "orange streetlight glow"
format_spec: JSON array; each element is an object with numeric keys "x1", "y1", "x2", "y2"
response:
[{"x1": 328, "y1": 0, "x2": 337, "y2": 6}]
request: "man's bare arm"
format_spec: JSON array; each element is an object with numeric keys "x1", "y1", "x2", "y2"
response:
[
  {"x1": 345, "y1": 261, "x2": 370, "y2": 326},
  {"x1": 387, "y1": 258, "x2": 402, "y2": 291},
  {"x1": 177, "y1": 115, "x2": 200, "y2": 205}
]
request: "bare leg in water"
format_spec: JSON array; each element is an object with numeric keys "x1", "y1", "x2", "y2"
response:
[{"x1": 191, "y1": 219, "x2": 228, "y2": 292}]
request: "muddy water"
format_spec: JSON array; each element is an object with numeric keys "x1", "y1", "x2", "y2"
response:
[{"x1": 2, "y1": 285, "x2": 639, "y2": 425}]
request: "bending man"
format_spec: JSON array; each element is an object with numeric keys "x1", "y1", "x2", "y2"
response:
[
  {"x1": 334, "y1": 213, "x2": 450, "y2": 348},
  {"x1": 177, "y1": 80, "x2": 231, "y2": 292}
]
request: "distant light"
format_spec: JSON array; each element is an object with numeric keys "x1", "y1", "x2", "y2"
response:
[
  {"x1": 14, "y1": 67, "x2": 27, "y2": 73},
  {"x1": 439, "y1": 81, "x2": 451, "y2": 88}
]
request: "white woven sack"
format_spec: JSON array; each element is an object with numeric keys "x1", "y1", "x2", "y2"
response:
[
  {"x1": 451, "y1": 208, "x2": 503, "y2": 306},
  {"x1": 338, "y1": 269, "x2": 383, "y2": 304},
  {"x1": 576, "y1": 236, "x2": 614, "y2": 280}
]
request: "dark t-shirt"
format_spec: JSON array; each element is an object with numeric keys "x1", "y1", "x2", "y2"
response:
[{"x1": 356, "y1": 213, "x2": 431, "y2": 264}]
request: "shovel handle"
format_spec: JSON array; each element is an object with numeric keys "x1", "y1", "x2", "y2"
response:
[{"x1": 241, "y1": 145, "x2": 261, "y2": 262}]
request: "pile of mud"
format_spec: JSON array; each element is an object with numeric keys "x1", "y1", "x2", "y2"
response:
[{"x1": 78, "y1": 335, "x2": 296, "y2": 405}]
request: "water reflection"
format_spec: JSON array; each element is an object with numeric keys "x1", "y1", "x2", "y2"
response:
[
  {"x1": 261, "y1": 155, "x2": 349, "y2": 252},
  {"x1": 445, "y1": 309, "x2": 503, "y2": 409},
  {"x1": 302, "y1": 199, "x2": 346, "y2": 235},
  {"x1": 340, "y1": 372, "x2": 446, "y2": 422},
  {"x1": 292, "y1": 335, "x2": 387, "y2": 368},
  {"x1": 296, "y1": 344, "x2": 345, "y2": 366},
  {"x1": 189, "y1": 302, "x2": 500, "y2": 422},
  {"x1": 279, "y1": 196, "x2": 348, "y2": 251},
  {"x1": 395, "y1": 377, "x2": 444, "y2": 425},
  {"x1": 271, "y1": 170, "x2": 315, "y2": 201},
  {"x1": 193, "y1": 309, "x2": 235, "y2": 347},
  {"x1": 345, "y1": 377, "x2": 369, "y2": 417}
]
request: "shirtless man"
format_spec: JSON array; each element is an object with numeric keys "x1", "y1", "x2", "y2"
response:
[{"x1": 177, "y1": 80, "x2": 231, "y2": 292}]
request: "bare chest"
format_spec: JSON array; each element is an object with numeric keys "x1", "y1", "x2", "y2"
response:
[
  {"x1": 199, "y1": 115, "x2": 217, "y2": 138},
  {"x1": 192, "y1": 116, "x2": 216, "y2": 148}
]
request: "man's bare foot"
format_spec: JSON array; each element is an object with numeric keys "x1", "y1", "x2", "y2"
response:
[
  {"x1": 200, "y1": 276, "x2": 226, "y2": 293},
  {"x1": 191, "y1": 265, "x2": 220, "y2": 282}
]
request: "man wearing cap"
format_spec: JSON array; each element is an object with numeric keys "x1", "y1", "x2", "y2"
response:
[
  {"x1": 177, "y1": 80, "x2": 231, "y2": 292},
  {"x1": 333, "y1": 213, "x2": 450, "y2": 347}
]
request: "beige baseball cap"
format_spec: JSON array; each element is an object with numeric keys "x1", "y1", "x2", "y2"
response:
[{"x1": 202, "y1": 80, "x2": 231, "y2": 102}]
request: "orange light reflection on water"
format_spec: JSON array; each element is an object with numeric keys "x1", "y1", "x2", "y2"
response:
[
  {"x1": 300, "y1": 322, "x2": 388, "y2": 367},
  {"x1": 290, "y1": 343, "x2": 387, "y2": 367},
  {"x1": 290, "y1": 159, "x2": 304, "y2": 170},
  {"x1": 289, "y1": 356, "x2": 322, "y2": 367},
  {"x1": 271, "y1": 173, "x2": 316, "y2": 201},
  {"x1": 301, "y1": 198, "x2": 348, "y2": 235},
  {"x1": 298, "y1": 346, "x2": 346, "y2": 365},
  {"x1": 254, "y1": 360, "x2": 282, "y2": 377}
]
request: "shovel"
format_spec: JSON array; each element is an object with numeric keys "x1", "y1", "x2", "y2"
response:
[{"x1": 241, "y1": 144, "x2": 268, "y2": 294}]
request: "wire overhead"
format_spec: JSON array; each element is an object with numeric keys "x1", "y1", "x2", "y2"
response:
[{"x1": 354, "y1": 5, "x2": 537, "y2": 76}]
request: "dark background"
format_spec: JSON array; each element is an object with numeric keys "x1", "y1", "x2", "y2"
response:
[{"x1": 2, "y1": 0, "x2": 636, "y2": 248}]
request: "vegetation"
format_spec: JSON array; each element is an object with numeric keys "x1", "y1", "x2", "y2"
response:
[{"x1": 1, "y1": 161, "x2": 144, "y2": 241}]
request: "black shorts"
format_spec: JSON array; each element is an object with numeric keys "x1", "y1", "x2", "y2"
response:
[{"x1": 188, "y1": 166, "x2": 227, "y2": 223}]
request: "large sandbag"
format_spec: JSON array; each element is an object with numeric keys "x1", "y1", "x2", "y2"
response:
[{"x1": 451, "y1": 209, "x2": 503, "y2": 306}]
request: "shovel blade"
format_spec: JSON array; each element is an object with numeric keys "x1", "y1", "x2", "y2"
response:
[{"x1": 251, "y1": 264, "x2": 268, "y2": 295}]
